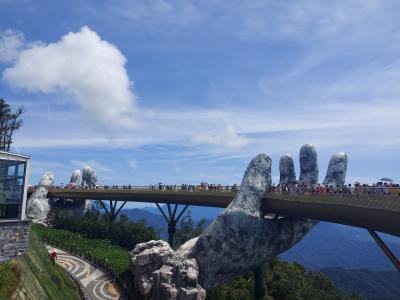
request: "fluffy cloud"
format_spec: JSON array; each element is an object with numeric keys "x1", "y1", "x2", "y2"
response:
[
  {"x1": 3, "y1": 26, "x2": 136, "y2": 129},
  {"x1": 192, "y1": 125, "x2": 249, "y2": 148},
  {"x1": 0, "y1": 29, "x2": 25, "y2": 63}
]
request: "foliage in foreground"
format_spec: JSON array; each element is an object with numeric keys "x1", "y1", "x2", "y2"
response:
[
  {"x1": 175, "y1": 211, "x2": 208, "y2": 248},
  {"x1": 34, "y1": 223, "x2": 130, "y2": 276},
  {"x1": 49, "y1": 208, "x2": 159, "y2": 250},
  {"x1": 0, "y1": 260, "x2": 22, "y2": 299},
  {"x1": 207, "y1": 257, "x2": 361, "y2": 300}
]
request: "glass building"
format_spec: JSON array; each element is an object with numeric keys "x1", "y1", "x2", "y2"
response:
[{"x1": 0, "y1": 151, "x2": 30, "y2": 221}]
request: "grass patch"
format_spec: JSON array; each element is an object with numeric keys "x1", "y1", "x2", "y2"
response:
[
  {"x1": 33, "y1": 223, "x2": 142, "y2": 298},
  {"x1": 17, "y1": 227, "x2": 81, "y2": 300},
  {"x1": 0, "y1": 226, "x2": 81, "y2": 300},
  {"x1": 0, "y1": 260, "x2": 22, "y2": 299}
]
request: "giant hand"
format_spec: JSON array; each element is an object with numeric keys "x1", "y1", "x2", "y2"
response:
[
  {"x1": 130, "y1": 144, "x2": 347, "y2": 299},
  {"x1": 26, "y1": 172, "x2": 55, "y2": 223}
]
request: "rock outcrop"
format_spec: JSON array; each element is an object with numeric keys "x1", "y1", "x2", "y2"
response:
[
  {"x1": 130, "y1": 240, "x2": 206, "y2": 300},
  {"x1": 26, "y1": 172, "x2": 54, "y2": 223},
  {"x1": 130, "y1": 144, "x2": 348, "y2": 296}
]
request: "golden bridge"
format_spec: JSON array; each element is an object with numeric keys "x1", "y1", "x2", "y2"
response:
[{"x1": 28, "y1": 186, "x2": 400, "y2": 271}]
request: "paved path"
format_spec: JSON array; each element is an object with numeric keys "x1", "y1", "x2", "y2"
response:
[{"x1": 46, "y1": 245, "x2": 121, "y2": 300}]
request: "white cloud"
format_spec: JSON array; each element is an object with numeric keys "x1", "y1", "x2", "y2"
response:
[
  {"x1": 0, "y1": 29, "x2": 25, "y2": 63},
  {"x1": 128, "y1": 159, "x2": 138, "y2": 170},
  {"x1": 192, "y1": 125, "x2": 250, "y2": 148},
  {"x1": 3, "y1": 26, "x2": 137, "y2": 129}
]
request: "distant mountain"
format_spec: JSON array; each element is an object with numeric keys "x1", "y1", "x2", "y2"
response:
[
  {"x1": 120, "y1": 208, "x2": 166, "y2": 236},
  {"x1": 321, "y1": 268, "x2": 400, "y2": 300},
  {"x1": 120, "y1": 206, "x2": 216, "y2": 238},
  {"x1": 281, "y1": 222, "x2": 400, "y2": 271},
  {"x1": 141, "y1": 205, "x2": 223, "y2": 222}
]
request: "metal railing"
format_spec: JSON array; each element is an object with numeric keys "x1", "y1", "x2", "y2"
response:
[{"x1": 29, "y1": 184, "x2": 400, "y2": 198}]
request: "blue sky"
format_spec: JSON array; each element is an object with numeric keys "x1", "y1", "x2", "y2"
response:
[{"x1": 1, "y1": 1, "x2": 399, "y2": 207}]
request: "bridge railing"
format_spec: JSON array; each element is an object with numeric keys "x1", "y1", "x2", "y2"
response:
[
  {"x1": 266, "y1": 190, "x2": 400, "y2": 210},
  {"x1": 29, "y1": 184, "x2": 400, "y2": 197}
]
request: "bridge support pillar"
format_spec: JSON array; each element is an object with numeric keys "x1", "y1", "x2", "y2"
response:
[
  {"x1": 254, "y1": 264, "x2": 266, "y2": 300},
  {"x1": 368, "y1": 230, "x2": 400, "y2": 272},
  {"x1": 156, "y1": 203, "x2": 189, "y2": 249},
  {"x1": 99, "y1": 200, "x2": 127, "y2": 222}
]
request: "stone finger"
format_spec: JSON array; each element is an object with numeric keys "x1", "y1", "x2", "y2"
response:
[
  {"x1": 228, "y1": 153, "x2": 271, "y2": 212},
  {"x1": 279, "y1": 154, "x2": 296, "y2": 186},
  {"x1": 323, "y1": 152, "x2": 347, "y2": 186},
  {"x1": 69, "y1": 170, "x2": 81, "y2": 186},
  {"x1": 38, "y1": 171, "x2": 55, "y2": 187},
  {"x1": 299, "y1": 144, "x2": 319, "y2": 185}
]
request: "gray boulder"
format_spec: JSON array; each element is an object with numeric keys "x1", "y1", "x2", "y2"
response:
[
  {"x1": 26, "y1": 172, "x2": 54, "y2": 223},
  {"x1": 130, "y1": 240, "x2": 206, "y2": 299}
]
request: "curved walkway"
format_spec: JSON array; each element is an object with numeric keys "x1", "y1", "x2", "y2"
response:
[{"x1": 46, "y1": 245, "x2": 121, "y2": 300}]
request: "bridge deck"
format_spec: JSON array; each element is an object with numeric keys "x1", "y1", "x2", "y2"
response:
[{"x1": 30, "y1": 188, "x2": 400, "y2": 237}]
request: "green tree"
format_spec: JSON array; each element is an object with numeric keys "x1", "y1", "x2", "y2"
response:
[
  {"x1": 175, "y1": 210, "x2": 207, "y2": 247},
  {"x1": 0, "y1": 98, "x2": 24, "y2": 151}
]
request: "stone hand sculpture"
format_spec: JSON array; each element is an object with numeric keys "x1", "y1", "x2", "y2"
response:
[
  {"x1": 130, "y1": 144, "x2": 347, "y2": 299},
  {"x1": 69, "y1": 169, "x2": 81, "y2": 186},
  {"x1": 53, "y1": 169, "x2": 91, "y2": 216},
  {"x1": 82, "y1": 166, "x2": 98, "y2": 187},
  {"x1": 26, "y1": 172, "x2": 55, "y2": 222}
]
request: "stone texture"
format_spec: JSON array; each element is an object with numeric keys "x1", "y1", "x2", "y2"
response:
[
  {"x1": 130, "y1": 240, "x2": 206, "y2": 299},
  {"x1": 69, "y1": 169, "x2": 81, "y2": 186},
  {"x1": 130, "y1": 146, "x2": 348, "y2": 295},
  {"x1": 324, "y1": 152, "x2": 347, "y2": 186},
  {"x1": 279, "y1": 154, "x2": 296, "y2": 185},
  {"x1": 0, "y1": 221, "x2": 30, "y2": 264},
  {"x1": 26, "y1": 172, "x2": 54, "y2": 222},
  {"x1": 299, "y1": 144, "x2": 319, "y2": 185},
  {"x1": 81, "y1": 166, "x2": 98, "y2": 213},
  {"x1": 81, "y1": 166, "x2": 98, "y2": 187}
]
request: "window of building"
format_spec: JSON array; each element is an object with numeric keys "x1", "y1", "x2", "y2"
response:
[{"x1": 0, "y1": 160, "x2": 26, "y2": 219}]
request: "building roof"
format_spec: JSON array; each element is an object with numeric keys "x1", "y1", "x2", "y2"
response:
[{"x1": 0, "y1": 150, "x2": 30, "y2": 160}]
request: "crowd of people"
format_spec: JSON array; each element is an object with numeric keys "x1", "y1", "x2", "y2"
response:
[
  {"x1": 31, "y1": 181, "x2": 399, "y2": 196},
  {"x1": 149, "y1": 183, "x2": 238, "y2": 192},
  {"x1": 269, "y1": 181, "x2": 400, "y2": 196}
]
